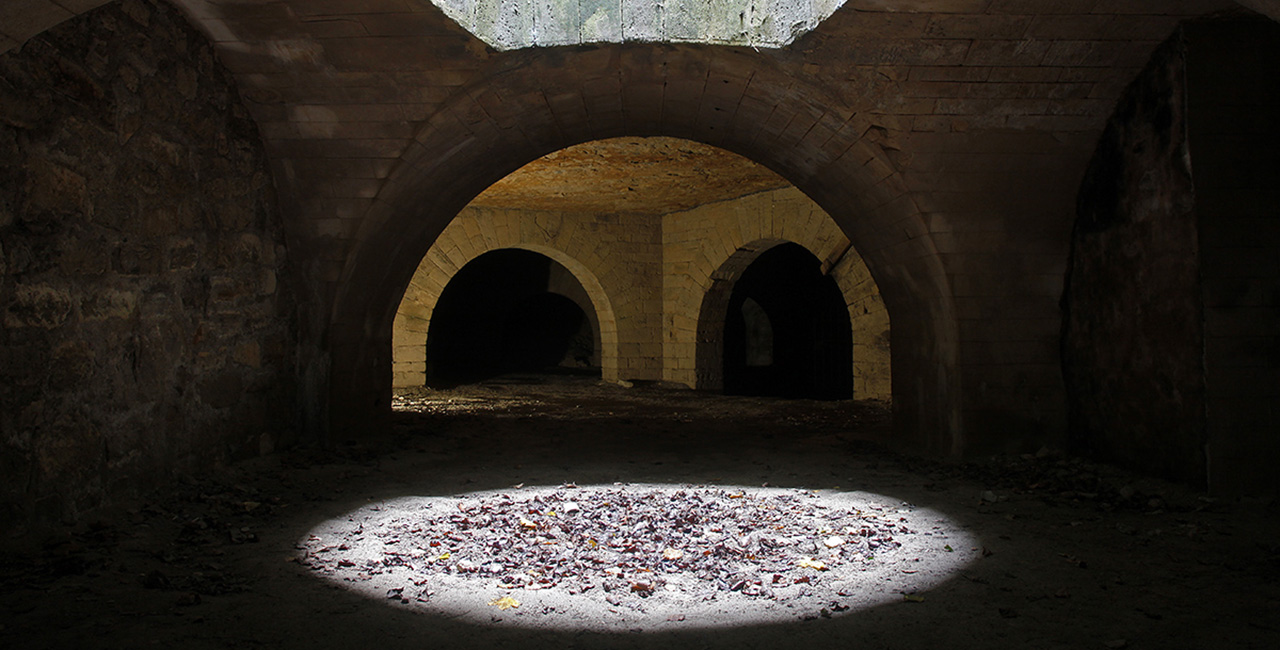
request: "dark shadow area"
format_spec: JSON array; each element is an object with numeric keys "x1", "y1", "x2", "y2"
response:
[
  {"x1": 1184, "y1": 15, "x2": 1280, "y2": 496},
  {"x1": 427, "y1": 249, "x2": 599, "y2": 387},
  {"x1": 724, "y1": 243, "x2": 852, "y2": 400},
  {"x1": 5, "y1": 379, "x2": 1276, "y2": 650},
  {"x1": 1062, "y1": 15, "x2": 1280, "y2": 494},
  {"x1": 501, "y1": 293, "x2": 590, "y2": 371}
]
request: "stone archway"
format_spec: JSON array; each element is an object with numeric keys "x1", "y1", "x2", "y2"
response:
[
  {"x1": 392, "y1": 226, "x2": 621, "y2": 388},
  {"x1": 693, "y1": 239, "x2": 851, "y2": 400},
  {"x1": 417, "y1": 248, "x2": 602, "y2": 386},
  {"x1": 662, "y1": 186, "x2": 891, "y2": 401},
  {"x1": 328, "y1": 44, "x2": 958, "y2": 454},
  {"x1": 695, "y1": 239, "x2": 786, "y2": 393}
]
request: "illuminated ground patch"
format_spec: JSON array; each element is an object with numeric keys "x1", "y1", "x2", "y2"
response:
[{"x1": 299, "y1": 484, "x2": 977, "y2": 630}]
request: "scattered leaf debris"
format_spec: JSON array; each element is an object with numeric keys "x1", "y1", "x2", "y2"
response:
[
  {"x1": 489, "y1": 596, "x2": 520, "y2": 610},
  {"x1": 300, "y1": 485, "x2": 916, "y2": 616}
]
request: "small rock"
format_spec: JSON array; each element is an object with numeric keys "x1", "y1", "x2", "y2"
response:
[
  {"x1": 982, "y1": 491, "x2": 999, "y2": 503},
  {"x1": 141, "y1": 570, "x2": 170, "y2": 589}
]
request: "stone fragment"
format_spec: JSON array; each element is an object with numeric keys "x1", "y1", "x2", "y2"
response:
[
  {"x1": 80, "y1": 289, "x2": 137, "y2": 322},
  {"x1": 5, "y1": 284, "x2": 73, "y2": 328},
  {"x1": 120, "y1": 0, "x2": 151, "y2": 27},
  {"x1": 22, "y1": 156, "x2": 91, "y2": 226}
]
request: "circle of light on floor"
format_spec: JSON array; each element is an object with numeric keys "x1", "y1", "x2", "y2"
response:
[{"x1": 298, "y1": 484, "x2": 978, "y2": 631}]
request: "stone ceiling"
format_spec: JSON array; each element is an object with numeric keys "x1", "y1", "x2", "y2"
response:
[{"x1": 468, "y1": 137, "x2": 791, "y2": 214}]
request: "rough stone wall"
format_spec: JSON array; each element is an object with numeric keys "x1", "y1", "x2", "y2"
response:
[
  {"x1": 662, "y1": 187, "x2": 890, "y2": 399},
  {"x1": 0, "y1": 0, "x2": 295, "y2": 525},
  {"x1": 1061, "y1": 34, "x2": 1206, "y2": 485},
  {"x1": 1185, "y1": 17, "x2": 1280, "y2": 495},
  {"x1": 393, "y1": 205, "x2": 661, "y2": 386}
]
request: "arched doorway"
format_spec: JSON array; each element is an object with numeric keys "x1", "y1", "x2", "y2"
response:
[
  {"x1": 698, "y1": 241, "x2": 853, "y2": 400},
  {"x1": 328, "y1": 45, "x2": 959, "y2": 453},
  {"x1": 422, "y1": 249, "x2": 600, "y2": 387}
]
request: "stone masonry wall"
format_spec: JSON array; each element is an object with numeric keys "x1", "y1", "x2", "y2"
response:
[
  {"x1": 393, "y1": 205, "x2": 661, "y2": 386},
  {"x1": 662, "y1": 187, "x2": 890, "y2": 400},
  {"x1": 394, "y1": 186, "x2": 889, "y2": 400},
  {"x1": 0, "y1": 0, "x2": 295, "y2": 526}
]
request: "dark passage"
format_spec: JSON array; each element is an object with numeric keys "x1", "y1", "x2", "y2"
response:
[
  {"x1": 502, "y1": 293, "x2": 591, "y2": 371},
  {"x1": 723, "y1": 243, "x2": 852, "y2": 399},
  {"x1": 427, "y1": 249, "x2": 598, "y2": 386}
]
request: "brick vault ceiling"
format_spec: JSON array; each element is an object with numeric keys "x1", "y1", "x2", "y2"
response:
[{"x1": 468, "y1": 137, "x2": 792, "y2": 215}]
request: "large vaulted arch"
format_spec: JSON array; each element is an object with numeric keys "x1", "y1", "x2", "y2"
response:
[{"x1": 328, "y1": 44, "x2": 959, "y2": 454}]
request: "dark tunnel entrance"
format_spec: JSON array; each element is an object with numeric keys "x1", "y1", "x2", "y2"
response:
[
  {"x1": 721, "y1": 243, "x2": 853, "y2": 400},
  {"x1": 426, "y1": 249, "x2": 599, "y2": 387}
]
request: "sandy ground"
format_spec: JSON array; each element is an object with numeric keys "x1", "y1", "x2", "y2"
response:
[{"x1": 2, "y1": 374, "x2": 1279, "y2": 649}]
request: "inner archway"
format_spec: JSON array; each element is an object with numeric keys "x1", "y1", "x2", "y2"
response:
[
  {"x1": 420, "y1": 249, "x2": 602, "y2": 387},
  {"x1": 330, "y1": 46, "x2": 959, "y2": 453},
  {"x1": 723, "y1": 243, "x2": 852, "y2": 400},
  {"x1": 390, "y1": 137, "x2": 890, "y2": 403},
  {"x1": 697, "y1": 241, "x2": 855, "y2": 400}
]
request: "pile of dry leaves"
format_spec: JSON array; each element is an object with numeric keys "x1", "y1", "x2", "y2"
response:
[{"x1": 300, "y1": 485, "x2": 909, "y2": 606}]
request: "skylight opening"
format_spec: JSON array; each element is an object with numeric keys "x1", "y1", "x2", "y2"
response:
[{"x1": 431, "y1": 0, "x2": 849, "y2": 50}]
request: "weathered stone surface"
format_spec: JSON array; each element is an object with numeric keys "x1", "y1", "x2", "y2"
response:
[
  {"x1": 1061, "y1": 33, "x2": 1206, "y2": 485},
  {"x1": 472, "y1": 137, "x2": 790, "y2": 213},
  {"x1": 4, "y1": 284, "x2": 73, "y2": 328},
  {"x1": 0, "y1": 0, "x2": 295, "y2": 526},
  {"x1": 432, "y1": 0, "x2": 845, "y2": 49}
]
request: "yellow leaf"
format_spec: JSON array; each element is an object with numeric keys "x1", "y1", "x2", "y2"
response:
[
  {"x1": 519, "y1": 517, "x2": 537, "y2": 529},
  {"x1": 436, "y1": 552, "x2": 451, "y2": 561},
  {"x1": 489, "y1": 596, "x2": 520, "y2": 610},
  {"x1": 798, "y1": 557, "x2": 827, "y2": 571}
]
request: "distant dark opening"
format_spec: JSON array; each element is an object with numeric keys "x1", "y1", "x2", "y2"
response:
[
  {"x1": 427, "y1": 249, "x2": 599, "y2": 386},
  {"x1": 501, "y1": 293, "x2": 590, "y2": 371},
  {"x1": 723, "y1": 243, "x2": 852, "y2": 399}
]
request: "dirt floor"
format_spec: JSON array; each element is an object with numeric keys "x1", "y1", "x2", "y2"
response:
[{"x1": 3, "y1": 374, "x2": 1279, "y2": 649}]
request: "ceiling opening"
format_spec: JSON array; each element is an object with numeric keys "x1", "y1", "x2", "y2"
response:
[{"x1": 430, "y1": 0, "x2": 850, "y2": 50}]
